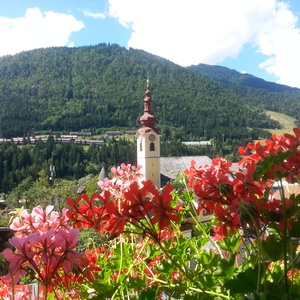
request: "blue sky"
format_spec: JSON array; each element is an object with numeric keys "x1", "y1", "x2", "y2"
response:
[{"x1": 0, "y1": 0, "x2": 300, "y2": 88}]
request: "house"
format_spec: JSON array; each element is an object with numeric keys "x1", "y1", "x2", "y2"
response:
[
  {"x1": 105, "y1": 131, "x2": 121, "y2": 136},
  {"x1": 160, "y1": 156, "x2": 212, "y2": 186},
  {"x1": 182, "y1": 141, "x2": 212, "y2": 146}
]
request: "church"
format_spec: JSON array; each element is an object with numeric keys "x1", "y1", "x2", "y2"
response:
[{"x1": 136, "y1": 81, "x2": 212, "y2": 189}]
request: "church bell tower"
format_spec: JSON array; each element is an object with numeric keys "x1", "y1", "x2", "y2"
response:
[{"x1": 136, "y1": 80, "x2": 160, "y2": 188}]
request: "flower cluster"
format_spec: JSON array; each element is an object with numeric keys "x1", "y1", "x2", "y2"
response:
[
  {"x1": 185, "y1": 128, "x2": 300, "y2": 239},
  {"x1": 0, "y1": 278, "x2": 36, "y2": 300},
  {"x1": 2, "y1": 129, "x2": 300, "y2": 299},
  {"x1": 67, "y1": 179, "x2": 181, "y2": 240},
  {"x1": 67, "y1": 163, "x2": 181, "y2": 239},
  {"x1": 97, "y1": 163, "x2": 144, "y2": 199},
  {"x1": 239, "y1": 127, "x2": 300, "y2": 182},
  {"x1": 1, "y1": 205, "x2": 84, "y2": 298}
]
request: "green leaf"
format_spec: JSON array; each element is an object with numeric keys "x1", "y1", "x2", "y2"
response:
[
  {"x1": 197, "y1": 273, "x2": 215, "y2": 289},
  {"x1": 218, "y1": 233, "x2": 242, "y2": 253},
  {"x1": 91, "y1": 280, "x2": 119, "y2": 299},
  {"x1": 289, "y1": 219, "x2": 300, "y2": 238},
  {"x1": 193, "y1": 222, "x2": 213, "y2": 237},
  {"x1": 127, "y1": 276, "x2": 147, "y2": 291},
  {"x1": 46, "y1": 292, "x2": 55, "y2": 300},
  {"x1": 156, "y1": 258, "x2": 173, "y2": 274},
  {"x1": 195, "y1": 251, "x2": 214, "y2": 265},
  {"x1": 194, "y1": 249, "x2": 220, "y2": 270},
  {"x1": 180, "y1": 190, "x2": 195, "y2": 203},
  {"x1": 135, "y1": 286, "x2": 159, "y2": 299},
  {"x1": 112, "y1": 241, "x2": 132, "y2": 268},
  {"x1": 261, "y1": 235, "x2": 284, "y2": 261},
  {"x1": 225, "y1": 267, "x2": 259, "y2": 294},
  {"x1": 97, "y1": 268, "x2": 113, "y2": 284},
  {"x1": 213, "y1": 254, "x2": 235, "y2": 278}
]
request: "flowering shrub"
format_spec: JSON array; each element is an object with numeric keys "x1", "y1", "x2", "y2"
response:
[{"x1": 1, "y1": 130, "x2": 300, "y2": 299}]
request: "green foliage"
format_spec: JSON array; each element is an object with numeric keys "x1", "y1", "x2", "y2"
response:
[
  {"x1": 0, "y1": 138, "x2": 137, "y2": 195},
  {"x1": 84, "y1": 176, "x2": 101, "y2": 196},
  {"x1": 76, "y1": 228, "x2": 108, "y2": 252},
  {"x1": 218, "y1": 233, "x2": 242, "y2": 253},
  {"x1": 6, "y1": 171, "x2": 77, "y2": 210},
  {"x1": 0, "y1": 213, "x2": 10, "y2": 227},
  {"x1": 0, "y1": 44, "x2": 296, "y2": 143},
  {"x1": 188, "y1": 63, "x2": 300, "y2": 122}
]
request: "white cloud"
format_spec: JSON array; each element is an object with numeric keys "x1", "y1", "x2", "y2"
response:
[
  {"x1": 108, "y1": 0, "x2": 300, "y2": 88},
  {"x1": 83, "y1": 9, "x2": 106, "y2": 19},
  {"x1": 0, "y1": 7, "x2": 84, "y2": 56}
]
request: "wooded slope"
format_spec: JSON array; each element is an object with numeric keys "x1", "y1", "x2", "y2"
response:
[{"x1": 0, "y1": 44, "x2": 299, "y2": 143}]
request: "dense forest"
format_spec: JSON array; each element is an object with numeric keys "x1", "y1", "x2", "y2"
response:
[
  {"x1": 0, "y1": 137, "x2": 134, "y2": 193},
  {"x1": 187, "y1": 63, "x2": 300, "y2": 94},
  {"x1": 188, "y1": 63, "x2": 300, "y2": 121},
  {"x1": 1, "y1": 43, "x2": 300, "y2": 202},
  {"x1": 0, "y1": 134, "x2": 233, "y2": 196},
  {"x1": 0, "y1": 43, "x2": 297, "y2": 143}
]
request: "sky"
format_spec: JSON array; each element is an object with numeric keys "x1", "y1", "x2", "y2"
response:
[{"x1": 1, "y1": 0, "x2": 300, "y2": 88}]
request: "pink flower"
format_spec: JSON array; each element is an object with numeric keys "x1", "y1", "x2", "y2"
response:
[
  {"x1": 10, "y1": 209, "x2": 34, "y2": 236},
  {"x1": 4, "y1": 207, "x2": 82, "y2": 291},
  {"x1": 2, "y1": 235, "x2": 36, "y2": 283},
  {"x1": 10, "y1": 205, "x2": 72, "y2": 237},
  {"x1": 98, "y1": 164, "x2": 144, "y2": 199},
  {"x1": 31, "y1": 205, "x2": 67, "y2": 233},
  {"x1": 54, "y1": 229, "x2": 84, "y2": 273}
]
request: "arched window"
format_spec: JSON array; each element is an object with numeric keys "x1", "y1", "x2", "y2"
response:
[
  {"x1": 140, "y1": 142, "x2": 143, "y2": 151},
  {"x1": 150, "y1": 142, "x2": 155, "y2": 151}
]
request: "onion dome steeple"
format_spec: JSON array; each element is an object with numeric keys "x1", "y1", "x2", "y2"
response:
[{"x1": 138, "y1": 80, "x2": 159, "y2": 134}]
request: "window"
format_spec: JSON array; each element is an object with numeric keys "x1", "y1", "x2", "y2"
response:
[
  {"x1": 150, "y1": 142, "x2": 155, "y2": 151},
  {"x1": 140, "y1": 142, "x2": 143, "y2": 151}
]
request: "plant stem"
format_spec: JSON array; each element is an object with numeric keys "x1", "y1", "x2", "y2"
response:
[
  {"x1": 279, "y1": 179, "x2": 289, "y2": 299},
  {"x1": 8, "y1": 268, "x2": 15, "y2": 300}
]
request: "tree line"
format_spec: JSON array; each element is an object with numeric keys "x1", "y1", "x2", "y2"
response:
[
  {"x1": 0, "y1": 44, "x2": 291, "y2": 143},
  {"x1": 0, "y1": 137, "x2": 134, "y2": 194},
  {"x1": 0, "y1": 133, "x2": 250, "y2": 199}
]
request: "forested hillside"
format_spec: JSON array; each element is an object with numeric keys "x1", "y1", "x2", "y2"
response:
[
  {"x1": 0, "y1": 43, "x2": 294, "y2": 144},
  {"x1": 1, "y1": 44, "x2": 300, "y2": 200},
  {"x1": 0, "y1": 136, "x2": 222, "y2": 194},
  {"x1": 188, "y1": 63, "x2": 300, "y2": 121},
  {"x1": 0, "y1": 136, "x2": 136, "y2": 193},
  {"x1": 187, "y1": 63, "x2": 300, "y2": 92}
]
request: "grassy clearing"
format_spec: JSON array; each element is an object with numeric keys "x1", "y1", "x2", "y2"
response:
[{"x1": 265, "y1": 110, "x2": 297, "y2": 136}]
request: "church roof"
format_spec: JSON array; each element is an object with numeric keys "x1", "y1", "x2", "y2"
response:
[
  {"x1": 160, "y1": 156, "x2": 212, "y2": 180},
  {"x1": 98, "y1": 166, "x2": 107, "y2": 181}
]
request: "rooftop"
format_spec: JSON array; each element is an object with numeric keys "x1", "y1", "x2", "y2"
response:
[{"x1": 160, "y1": 156, "x2": 212, "y2": 180}]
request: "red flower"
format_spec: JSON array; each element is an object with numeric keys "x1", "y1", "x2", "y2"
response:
[
  {"x1": 104, "y1": 199, "x2": 130, "y2": 236},
  {"x1": 123, "y1": 180, "x2": 156, "y2": 221},
  {"x1": 186, "y1": 128, "x2": 300, "y2": 239},
  {"x1": 81, "y1": 247, "x2": 103, "y2": 281},
  {"x1": 67, "y1": 192, "x2": 111, "y2": 233},
  {"x1": 150, "y1": 183, "x2": 180, "y2": 231}
]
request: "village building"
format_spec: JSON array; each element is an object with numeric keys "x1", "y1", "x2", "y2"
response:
[{"x1": 136, "y1": 81, "x2": 161, "y2": 188}]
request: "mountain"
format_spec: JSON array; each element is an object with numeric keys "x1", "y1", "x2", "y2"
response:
[
  {"x1": 0, "y1": 44, "x2": 299, "y2": 144},
  {"x1": 187, "y1": 63, "x2": 300, "y2": 94},
  {"x1": 187, "y1": 63, "x2": 300, "y2": 125}
]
